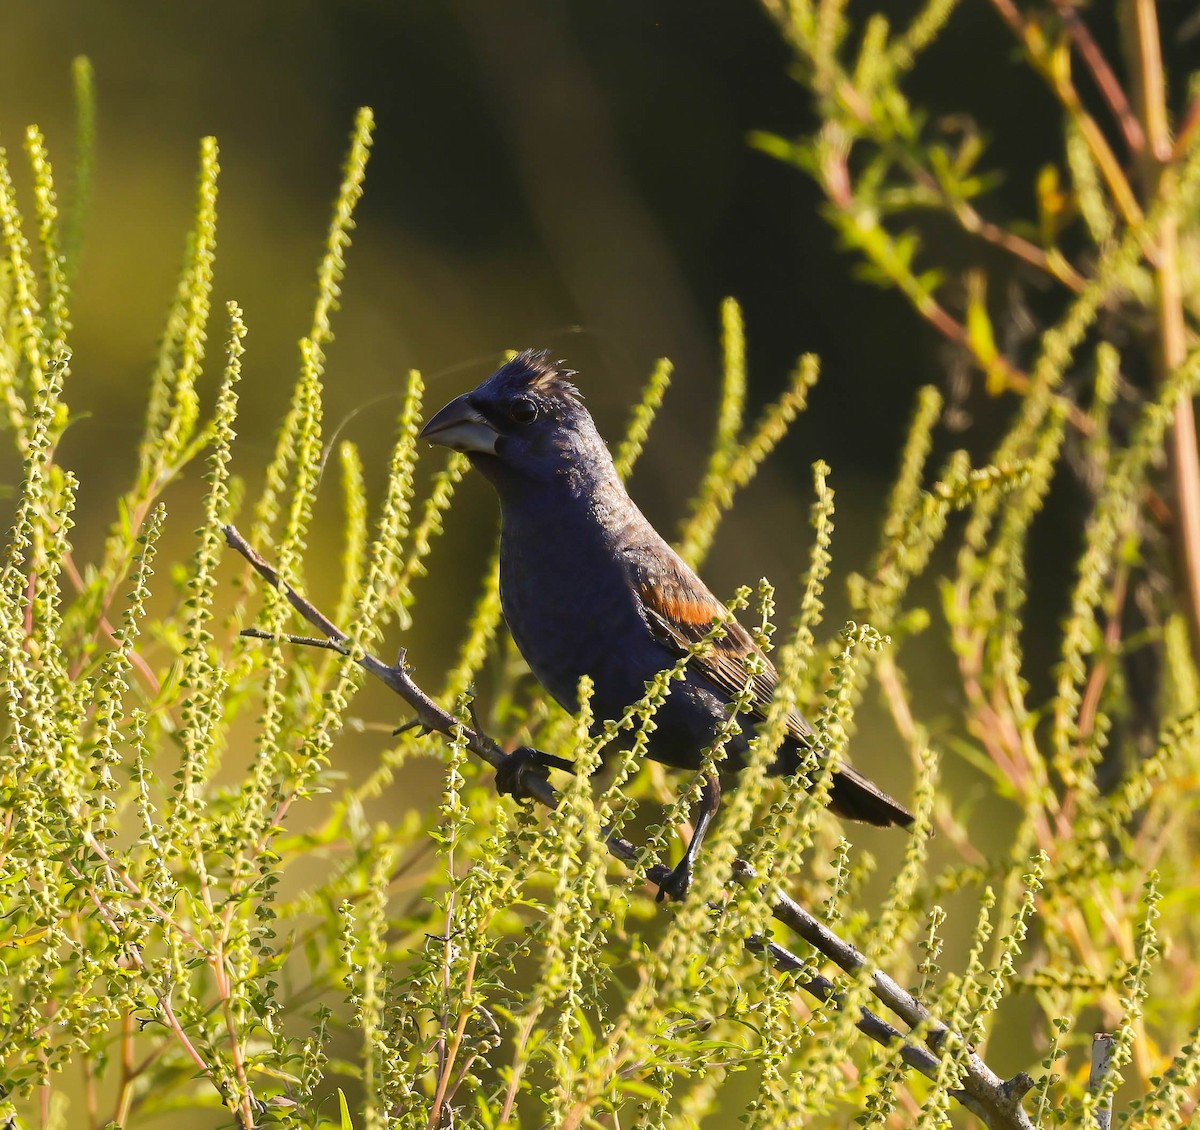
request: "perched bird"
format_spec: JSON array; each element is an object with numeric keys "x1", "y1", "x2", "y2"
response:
[{"x1": 420, "y1": 350, "x2": 913, "y2": 898}]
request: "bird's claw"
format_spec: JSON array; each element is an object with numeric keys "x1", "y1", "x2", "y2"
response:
[
  {"x1": 495, "y1": 746, "x2": 573, "y2": 802},
  {"x1": 650, "y1": 859, "x2": 694, "y2": 903}
]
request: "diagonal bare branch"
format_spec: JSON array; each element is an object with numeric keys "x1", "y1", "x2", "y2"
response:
[{"x1": 224, "y1": 523, "x2": 1037, "y2": 1129}]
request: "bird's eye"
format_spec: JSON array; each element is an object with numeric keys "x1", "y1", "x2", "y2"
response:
[{"x1": 509, "y1": 397, "x2": 538, "y2": 425}]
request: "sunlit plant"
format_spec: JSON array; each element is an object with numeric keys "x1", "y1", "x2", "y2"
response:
[{"x1": 3, "y1": 2, "x2": 1200, "y2": 1123}]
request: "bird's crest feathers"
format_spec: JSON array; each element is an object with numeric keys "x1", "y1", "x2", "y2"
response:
[{"x1": 494, "y1": 349, "x2": 582, "y2": 404}]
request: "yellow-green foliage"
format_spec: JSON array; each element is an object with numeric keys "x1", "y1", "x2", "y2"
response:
[{"x1": 3, "y1": 13, "x2": 1200, "y2": 1128}]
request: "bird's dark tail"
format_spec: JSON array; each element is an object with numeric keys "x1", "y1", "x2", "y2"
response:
[{"x1": 828, "y1": 764, "x2": 915, "y2": 828}]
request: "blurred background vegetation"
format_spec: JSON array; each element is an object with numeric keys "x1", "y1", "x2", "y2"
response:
[
  {"x1": 0, "y1": 10, "x2": 1072, "y2": 518},
  {"x1": 3, "y1": 0, "x2": 1149, "y2": 826}
]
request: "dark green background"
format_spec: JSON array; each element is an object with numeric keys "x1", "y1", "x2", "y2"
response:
[{"x1": 0, "y1": 0, "x2": 1107, "y2": 847}]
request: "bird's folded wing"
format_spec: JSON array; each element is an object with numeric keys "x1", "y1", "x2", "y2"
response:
[{"x1": 625, "y1": 546, "x2": 817, "y2": 748}]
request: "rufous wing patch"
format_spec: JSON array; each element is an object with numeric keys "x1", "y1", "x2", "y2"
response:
[
  {"x1": 636, "y1": 580, "x2": 728, "y2": 646},
  {"x1": 635, "y1": 573, "x2": 816, "y2": 746}
]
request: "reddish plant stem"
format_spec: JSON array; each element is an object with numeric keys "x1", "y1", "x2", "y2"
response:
[
  {"x1": 71, "y1": 864, "x2": 216, "y2": 1084},
  {"x1": 425, "y1": 951, "x2": 480, "y2": 1130},
  {"x1": 1126, "y1": 0, "x2": 1200, "y2": 664},
  {"x1": 1051, "y1": 0, "x2": 1146, "y2": 153}
]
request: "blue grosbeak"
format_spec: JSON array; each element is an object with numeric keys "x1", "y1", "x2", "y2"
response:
[{"x1": 421, "y1": 350, "x2": 913, "y2": 898}]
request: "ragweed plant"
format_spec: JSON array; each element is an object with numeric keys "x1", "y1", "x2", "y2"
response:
[
  {"x1": 4, "y1": 10, "x2": 1200, "y2": 1128},
  {"x1": 755, "y1": 0, "x2": 1200, "y2": 1126}
]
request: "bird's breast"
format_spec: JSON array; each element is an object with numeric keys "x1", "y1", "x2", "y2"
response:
[
  {"x1": 496, "y1": 506, "x2": 761, "y2": 772},
  {"x1": 498, "y1": 517, "x2": 662, "y2": 716}
]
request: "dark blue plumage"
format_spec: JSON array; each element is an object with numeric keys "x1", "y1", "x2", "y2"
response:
[{"x1": 421, "y1": 350, "x2": 913, "y2": 897}]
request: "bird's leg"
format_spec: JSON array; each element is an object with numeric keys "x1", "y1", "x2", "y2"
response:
[
  {"x1": 494, "y1": 746, "x2": 575, "y2": 803},
  {"x1": 655, "y1": 771, "x2": 721, "y2": 903}
]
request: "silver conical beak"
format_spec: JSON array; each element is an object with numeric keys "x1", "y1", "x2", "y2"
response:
[{"x1": 420, "y1": 395, "x2": 500, "y2": 455}]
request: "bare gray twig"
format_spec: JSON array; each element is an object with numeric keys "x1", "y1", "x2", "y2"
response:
[{"x1": 224, "y1": 523, "x2": 1037, "y2": 1129}]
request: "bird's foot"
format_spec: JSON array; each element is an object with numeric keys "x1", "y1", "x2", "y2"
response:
[
  {"x1": 495, "y1": 746, "x2": 574, "y2": 802},
  {"x1": 649, "y1": 858, "x2": 694, "y2": 903}
]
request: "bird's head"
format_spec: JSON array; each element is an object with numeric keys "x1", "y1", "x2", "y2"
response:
[{"x1": 420, "y1": 350, "x2": 612, "y2": 492}]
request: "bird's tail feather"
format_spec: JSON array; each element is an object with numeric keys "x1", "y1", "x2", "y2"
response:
[{"x1": 828, "y1": 764, "x2": 915, "y2": 828}]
